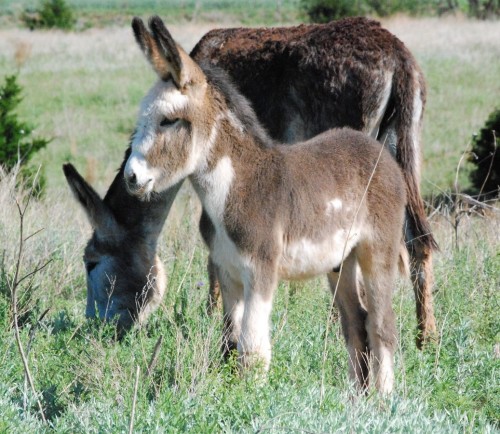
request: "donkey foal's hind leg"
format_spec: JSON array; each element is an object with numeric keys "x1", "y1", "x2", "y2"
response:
[
  {"x1": 358, "y1": 245, "x2": 398, "y2": 395},
  {"x1": 328, "y1": 254, "x2": 370, "y2": 391}
]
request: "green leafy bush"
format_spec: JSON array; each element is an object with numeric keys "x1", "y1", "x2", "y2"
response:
[
  {"x1": 301, "y1": 0, "x2": 499, "y2": 21},
  {"x1": 301, "y1": 0, "x2": 369, "y2": 21},
  {"x1": 0, "y1": 75, "x2": 49, "y2": 194},
  {"x1": 467, "y1": 0, "x2": 500, "y2": 18},
  {"x1": 469, "y1": 108, "x2": 500, "y2": 198},
  {"x1": 22, "y1": 0, "x2": 75, "y2": 31}
]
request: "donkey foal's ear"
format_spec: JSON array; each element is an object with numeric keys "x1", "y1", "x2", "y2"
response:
[
  {"x1": 62, "y1": 163, "x2": 117, "y2": 232},
  {"x1": 132, "y1": 15, "x2": 205, "y2": 88},
  {"x1": 132, "y1": 17, "x2": 152, "y2": 57},
  {"x1": 132, "y1": 16, "x2": 181, "y2": 84}
]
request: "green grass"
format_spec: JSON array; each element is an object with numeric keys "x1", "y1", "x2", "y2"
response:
[
  {"x1": 420, "y1": 57, "x2": 500, "y2": 195},
  {"x1": 0, "y1": 198, "x2": 498, "y2": 431},
  {"x1": 0, "y1": 15, "x2": 499, "y2": 433}
]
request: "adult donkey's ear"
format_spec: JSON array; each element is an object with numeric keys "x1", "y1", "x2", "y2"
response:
[
  {"x1": 132, "y1": 15, "x2": 205, "y2": 89},
  {"x1": 62, "y1": 163, "x2": 118, "y2": 236}
]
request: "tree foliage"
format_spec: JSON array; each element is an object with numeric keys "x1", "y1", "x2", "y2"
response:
[
  {"x1": 469, "y1": 108, "x2": 500, "y2": 198},
  {"x1": 301, "y1": 0, "x2": 500, "y2": 21},
  {"x1": 22, "y1": 0, "x2": 75, "y2": 31},
  {"x1": 0, "y1": 75, "x2": 49, "y2": 193}
]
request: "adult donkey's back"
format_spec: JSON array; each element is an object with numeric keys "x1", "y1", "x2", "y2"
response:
[{"x1": 64, "y1": 17, "x2": 437, "y2": 346}]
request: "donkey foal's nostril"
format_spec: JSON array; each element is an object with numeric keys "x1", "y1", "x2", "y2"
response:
[{"x1": 128, "y1": 173, "x2": 137, "y2": 185}]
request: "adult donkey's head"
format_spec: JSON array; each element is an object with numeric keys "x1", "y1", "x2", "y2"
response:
[{"x1": 63, "y1": 161, "x2": 180, "y2": 333}]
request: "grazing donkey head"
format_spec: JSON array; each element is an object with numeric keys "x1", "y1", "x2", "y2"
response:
[{"x1": 63, "y1": 161, "x2": 180, "y2": 333}]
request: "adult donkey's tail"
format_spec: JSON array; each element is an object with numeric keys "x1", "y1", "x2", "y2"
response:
[{"x1": 387, "y1": 43, "x2": 438, "y2": 348}]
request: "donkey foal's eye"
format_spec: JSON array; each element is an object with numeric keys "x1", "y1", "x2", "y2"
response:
[{"x1": 160, "y1": 117, "x2": 179, "y2": 127}]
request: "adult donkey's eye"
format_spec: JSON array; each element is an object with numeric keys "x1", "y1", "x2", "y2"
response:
[
  {"x1": 160, "y1": 117, "x2": 179, "y2": 127},
  {"x1": 85, "y1": 261, "x2": 98, "y2": 273}
]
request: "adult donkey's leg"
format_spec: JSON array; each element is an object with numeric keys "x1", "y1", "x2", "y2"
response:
[
  {"x1": 198, "y1": 210, "x2": 222, "y2": 315},
  {"x1": 328, "y1": 253, "x2": 370, "y2": 391},
  {"x1": 206, "y1": 256, "x2": 221, "y2": 315}
]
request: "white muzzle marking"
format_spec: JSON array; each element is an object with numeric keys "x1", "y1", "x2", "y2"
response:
[{"x1": 125, "y1": 152, "x2": 155, "y2": 194}]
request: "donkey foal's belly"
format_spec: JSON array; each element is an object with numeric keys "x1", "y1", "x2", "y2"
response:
[{"x1": 279, "y1": 234, "x2": 354, "y2": 280}]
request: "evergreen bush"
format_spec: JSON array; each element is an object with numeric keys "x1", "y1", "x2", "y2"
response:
[
  {"x1": 0, "y1": 75, "x2": 49, "y2": 194},
  {"x1": 22, "y1": 0, "x2": 75, "y2": 31},
  {"x1": 469, "y1": 108, "x2": 500, "y2": 198}
]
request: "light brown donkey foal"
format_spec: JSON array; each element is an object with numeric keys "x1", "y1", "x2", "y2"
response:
[{"x1": 125, "y1": 16, "x2": 409, "y2": 394}]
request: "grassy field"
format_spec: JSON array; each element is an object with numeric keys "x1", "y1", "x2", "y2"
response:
[{"x1": 0, "y1": 12, "x2": 499, "y2": 433}]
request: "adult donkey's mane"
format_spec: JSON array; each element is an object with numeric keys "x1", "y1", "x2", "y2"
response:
[{"x1": 200, "y1": 64, "x2": 274, "y2": 148}]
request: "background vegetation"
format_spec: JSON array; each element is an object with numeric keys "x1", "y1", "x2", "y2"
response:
[
  {"x1": 0, "y1": 2, "x2": 498, "y2": 432},
  {"x1": 21, "y1": 0, "x2": 76, "y2": 30},
  {"x1": 0, "y1": 74, "x2": 49, "y2": 194},
  {"x1": 468, "y1": 108, "x2": 500, "y2": 198},
  {"x1": 301, "y1": 0, "x2": 500, "y2": 22}
]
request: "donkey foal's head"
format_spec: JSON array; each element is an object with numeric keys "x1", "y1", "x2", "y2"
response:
[{"x1": 125, "y1": 16, "x2": 215, "y2": 198}]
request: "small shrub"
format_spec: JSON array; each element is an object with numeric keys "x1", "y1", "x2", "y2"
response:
[
  {"x1": 468, "y1": 108, "x2": 500, "y2": 198},
  {"x1": 301, "y1": 0, "x2": 370, "y2": 22},
  {"x1": 300, "y1": 0, "x2": 499, "y2": 20},
  {"x1": 0, "y1": 75, "x2": 49, "y2": 194},
  {"x1": 22, "y1": 0, "x2": 75, "y2": 31},
  {"x1": 467, "y1": 0, "x2": 500, "y2": 19}
]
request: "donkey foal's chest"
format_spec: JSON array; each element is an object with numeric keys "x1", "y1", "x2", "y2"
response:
[{"x1": 211, "y1": 226, "x2": 251, "y2": 282}]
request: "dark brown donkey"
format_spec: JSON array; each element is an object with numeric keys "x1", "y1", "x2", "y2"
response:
[
  {"x1": 64, "y1": 16, "x2": 436, "y2": 346},
  {"x1": 124, "y1": 16, "x2": 410, "y2": 393}
]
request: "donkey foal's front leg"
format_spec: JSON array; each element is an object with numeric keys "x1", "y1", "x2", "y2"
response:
[
  {"x1": 238, "y1": 273, "x2": 275, "y2": 373},
  {"x1": 219, "y1": 271, "x2": 244, "y2": 359}
]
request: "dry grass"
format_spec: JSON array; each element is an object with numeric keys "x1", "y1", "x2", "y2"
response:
[{"x1": 384, "y1": 15, "x2": 500, "y2": 61}]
